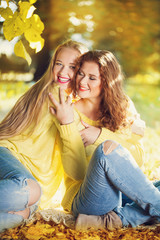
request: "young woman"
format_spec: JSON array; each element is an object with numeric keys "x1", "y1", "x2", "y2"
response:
[
  {"x1": 49, "y1": 50, "x2": 160, "y2": 230},
  {"x1": 0, "y1": 39, "x2": 88, "y2": 232}
]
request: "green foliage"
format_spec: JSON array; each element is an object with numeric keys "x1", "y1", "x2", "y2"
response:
[
  {"x1": 126, "y1": 83, "x2": 160, "y2": 128},
  {"x1": 0, "y1": 0, "x2": 44, "y2": 65}
]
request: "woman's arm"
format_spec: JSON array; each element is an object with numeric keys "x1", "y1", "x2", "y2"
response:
[
  {"x1": 80, "y1": 97, "x2": 145, "y2": 147},
  {"x1": 49, "y1": 88, "x2": 87, "y2": 181}
]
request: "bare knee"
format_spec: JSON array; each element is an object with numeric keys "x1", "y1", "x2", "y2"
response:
[
  {"x1": 103, "y1": 140, "x2": 119, "y2": 155},
  {"x1": 26, "y1": 179, "x2": 41, "y2": 206},
  {"x1": 9, "y1": 208, "x2": 30, "y2": 219},
  {"x1": 8, "y1": 179, "x2": 41, "y2": 220}
]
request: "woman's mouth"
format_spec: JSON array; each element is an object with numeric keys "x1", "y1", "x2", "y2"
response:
[
  {"x1": 58, "y1": 76, "x2": 71, "y2": 84},
  {"x1": 79, "y1": 86, "x2": 89, "y2": 91}
]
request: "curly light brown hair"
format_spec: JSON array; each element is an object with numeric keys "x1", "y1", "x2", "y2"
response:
[{"x1": 73, "y1": 50, "x2": 130, "y2": 132}]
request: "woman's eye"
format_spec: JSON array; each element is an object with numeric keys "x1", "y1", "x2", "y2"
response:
[
  {"x1": 56, "y1": 62, "x2": 62, "y2": 66},
  {"x1": 70, "y1": 66, "x2": 76, "y2": 69},
  {"x1": 90, "y1": 77, "x2": 96, "y2": 80}
]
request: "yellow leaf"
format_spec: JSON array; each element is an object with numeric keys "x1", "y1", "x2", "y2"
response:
[
  {"x1": 24, "y1": 28, "x2": 41, "y2": 42},
  {"x1": 3, "y1": 16, "x2": 16, "y2": 41},
  {"x1": 24, "y1": 14, "x2": 45, "y2": 52},
  {"x1": 14, "y1": 40, "x2": 32, "y2": 65},
  {"x1": 25, "y1": 28, "x2": 44, "y2": 52},
  {"x1": 30, "y1": 14, "x2": 44, "y2": 33},
  {"x1": 0, "y1": 7, "x2": 13, "y2": 20},
  {"x1": 18, "y1": 1, "x2": 35, "y2": 20},
  {"x1": 14, "y1": 14, "x2": 25, "y2": 34},
  {"x1": 3, "y1": 12, "x2": 24, "y2": 40},
  {"x1": 19, "y1": 1, "x2": 31, "y2": 19},
  {"x1": 29, "y1": 0, "x2": 37, "y2": 4}
]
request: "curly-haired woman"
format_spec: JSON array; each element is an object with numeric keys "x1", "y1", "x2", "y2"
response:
[{"x1": 49, "y1": 50, "x2": 160, "y2": 230}]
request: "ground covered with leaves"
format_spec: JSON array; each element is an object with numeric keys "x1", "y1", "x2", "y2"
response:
[{"x1": 0, "y1": 219, "x2": 160, "y2": 240}]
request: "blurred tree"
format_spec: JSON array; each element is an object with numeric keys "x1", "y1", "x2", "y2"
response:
[
  {"x1": 91, "y1": 0, "x2": 160, "y2": 77},
  {"x1": 35, "y1": 0, "x2": 159, "y2": 78}
]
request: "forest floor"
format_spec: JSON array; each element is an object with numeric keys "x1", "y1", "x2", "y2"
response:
[{"x1": 0, "y1": 216, "x2": 160, "y2": 240}]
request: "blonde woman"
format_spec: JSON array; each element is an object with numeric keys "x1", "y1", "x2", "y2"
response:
[
  {"x1": 49, "y1": 50, "x2": 160, "y2": 230},
  {"x1": 0, "y1": 40, "x2": 88, "y2": 232}
]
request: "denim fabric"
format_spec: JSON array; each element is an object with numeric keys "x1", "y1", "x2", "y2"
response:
[
  {"x1": 122, "y1": 193, "x2": 132, "y2": 206},
  {"x1": 114, "y1": 180, "x2": 160, "y2": 227},
  {"x1": 0, "y1": 147, "x2": 38, "y2": 232},
  {"x1": 72, "y1": 142, "x2": 160, "y2": 227}
]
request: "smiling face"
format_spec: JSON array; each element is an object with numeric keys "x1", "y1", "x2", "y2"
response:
[
  {"x1": 53, "y1": 47, "x2": 80, "y2": 90},
  {"x1": 76, "y1": 61, "x2": 102, "y2": 101}
]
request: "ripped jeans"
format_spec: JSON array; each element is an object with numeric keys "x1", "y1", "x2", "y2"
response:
[
  {"x1": 72, "y1": 142, "x2": 160, "y2": 227},
  {"x1": 0, "y1": 147, "x2": 40, "y2": 232}
]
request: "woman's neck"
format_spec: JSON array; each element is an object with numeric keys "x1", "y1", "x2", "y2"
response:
[{"x1": 75, "y1": 98, "x2": 101, "y2": 121}]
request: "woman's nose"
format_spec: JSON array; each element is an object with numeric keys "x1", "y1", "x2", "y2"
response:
[
  {"x1": 59, "y1": 66, "x2": 68, "y2": 75},
  {"x1": 80, "y1": 76, "x2": 87, "y2": 84}
]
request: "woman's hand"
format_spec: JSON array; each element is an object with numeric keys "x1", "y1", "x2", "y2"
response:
[
  {"x1": 80, "y1": 121, "x2": 101, "y2": 147},
  {"x1": 48, "y1": 88, "x2": 74, "y2": 125},
  {"x1": 131, "y1": 119, "x2": 145, "y2": 137}
]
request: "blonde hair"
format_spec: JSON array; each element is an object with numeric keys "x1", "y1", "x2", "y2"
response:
[
  {"x1": 0, "y1": 40, "x2": 88, "y2": 140},
  {"x1": 73, "y1": 50, "x2": 130, "y2": 131}
]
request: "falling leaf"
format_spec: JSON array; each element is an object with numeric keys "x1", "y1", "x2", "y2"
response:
[{"x1": 14, "y1": 40, "x2": 32, "y2": 65}]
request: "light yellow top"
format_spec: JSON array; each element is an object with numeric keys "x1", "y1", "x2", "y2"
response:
[
  {"x1": 55, "y1": 106, "x2": 145, "y2": 212},
  {"x1": 0, "y1": 86, "x2": 64, "y2": 209}
]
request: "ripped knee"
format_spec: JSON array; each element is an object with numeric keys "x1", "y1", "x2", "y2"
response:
[
  {"x1": 26, "y1": 179, "x2": 41, "y2": 207},
  {"x1": 8, "y1": 179, "x2": 41, "y2": 220},
  {"x1": 103, "y1": 140, "x2": 119, "y2": 155},
  {"x1": 9, "y1": 208, "x2": 30, "y2": 219}
]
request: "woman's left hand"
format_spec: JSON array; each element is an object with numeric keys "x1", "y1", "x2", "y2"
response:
[
  {"x1": 80, "y1": 121, "x2": 101, "y2": 147},
  {"x1": 48, "y1": 88, "x2": 74, "y2": 125},
  {"x1": 131, "y1": 119, "x2": 145, "y2": 137}
]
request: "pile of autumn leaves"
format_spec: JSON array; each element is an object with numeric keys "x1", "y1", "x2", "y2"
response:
[
  {"x1": 0, "y1": 127, "x2": 160, "y2": 240},
  {"x1": 1, "y1": 218, "x2": 160, "y2": 240}
]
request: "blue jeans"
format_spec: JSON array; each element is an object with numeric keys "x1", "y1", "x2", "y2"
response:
[
  {"x1": 0, "y1": 147, "x2": 39, "y2": 232},
  {"x1": 72, "y1": 142, "x2": 160, "y2": 227}
]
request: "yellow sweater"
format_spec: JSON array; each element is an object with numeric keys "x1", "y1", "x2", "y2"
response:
[
  {"x1": 0, "y1": 86, "x2": 64, "y2": 209},
  {"x1": 55, "y1": 108, "x2": 145, "y2": 212}
]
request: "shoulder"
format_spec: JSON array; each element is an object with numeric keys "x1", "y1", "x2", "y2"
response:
[{"x1": 126, "y1": 96, "x2": 139, "y2": 116}]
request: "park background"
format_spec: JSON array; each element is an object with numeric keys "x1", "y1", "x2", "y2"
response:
[
  {"x1": 0, "y1": 0, "x2": 160, "y2": 239},
  {"x1": 0, "y1": 0, "x2": 160, "y2": 180}
]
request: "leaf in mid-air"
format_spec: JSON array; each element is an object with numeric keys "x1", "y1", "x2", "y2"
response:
[{"x1": 14, "y1": 40, "x2": 32, "y2": 65}]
